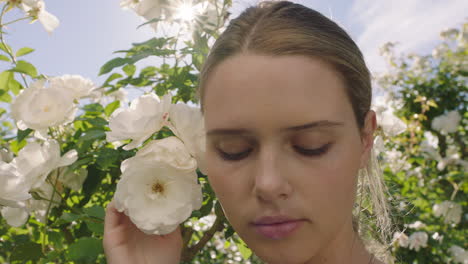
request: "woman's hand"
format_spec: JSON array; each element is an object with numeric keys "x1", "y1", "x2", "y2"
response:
[{"x1": 103, "y1": 200, "x2": 182, "y2": 264}]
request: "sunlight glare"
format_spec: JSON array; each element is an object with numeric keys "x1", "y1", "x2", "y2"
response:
[{"x1": 175, "y1": 3, "x2": 195, "y2": 22}]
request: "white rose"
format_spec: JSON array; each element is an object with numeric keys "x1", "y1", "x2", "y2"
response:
[
  {"x1": 0, "y1": 206, "x2": 29, "y2": 227},
  {"x1": 21, "y1": 0, "x2": 59, "y2": 34},
  {"x1": 433, "y1": 201, "x2": 462, "y2": 225},
  {"x1": 408, "y1": 231, "x2": 428, "y2": 251},
  {"x1": 0, "y1": 161, "x2": 31, "y2": 207},
  {"x1": 114, "y1": 158, "x2": 202, "y2": 235},
  {"x1": 49, "y1": 74, "x2": 96, "y2": 99},
  {"x1": 376, "y1": 110, "x2": 407, "y2": 137},
  {"x1": 420, "y1": 131, "x2": 441, "y2": 160},
  {"x1": 127, "y1": 136, "x2": 197, "y2": 172},
  {"x1": 373, "y1": 136, "x2": 385, "y2": 155},
  {"x1": 59, "y1": 167, "x2": 88, "y2": 191},
  {"x1": 11, "y1": 80, "x2": 77, "y2": 135},
  {"x1": 449, "y1": 245, "x2": 468, "y2": 264},
  {"x1": 12, "y1": 140, "x2": 78, "y2": 189},
  {"x1": 431, "y1": 111, "x2": 461, "y2": 134},
  {"x1": 0, "y1": 148, "x2": 13, "y2": 162},
  {"x1": 106, "y1": 93, "x2": 172, "y2": 150},
  {"x1": 408, "y1": 220, "x2": 426, "y2": 229},
  {"x1": 168, "y1": 103, "x2": 206, "y2": 173},
  {"x1": 393, "y1": 232, "x2": 409, "y2": 248},
  {"x1": 27, "y1": 181, "x2": 61, "y2": 223}
]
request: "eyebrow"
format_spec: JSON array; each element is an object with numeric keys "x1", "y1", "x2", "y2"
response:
[{"x1": 206, "y1": 120, "x2": 344, "y2": 136}]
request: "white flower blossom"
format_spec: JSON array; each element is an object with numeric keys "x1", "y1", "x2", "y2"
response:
[
  {"x1": 420, "y1": 131, "x2": 441, "y2": 160},
  {"x1": 127, "y1": 136, "x2": 197, "y2": 172},
  {"x1": 108, "y1": 88, "x2": 128, "y2": 103},
  {"x1": 408, "y1": 220, "x2": 426, "y2": 229},
  {"x1": 121, "y1": 0, "x2": 165, "y2": 29},
  {"x1": 58, "y1": 167, "x2": 88, "y2": 191},
  {"x1": 433, "y1": 201, "x2": 462, "y2": 225},
  {"x1": 0, "y1": 148, "x2": 13, "y2": 162},
  {"x1": 372, "y1": 94, "x2": 406, "y2": 136},
  {"x1": 106, "y1": 93, "x2": 172, "y2": 150},
  {"x1": 408, "y1": 231, "x2": 428, "y2": 251},
  {"x1": 11, "y1": 80, "x2": 77, "y2": 136},
  {"x1": 393, "y1": 232, "x2": 409, "y2": 248},
  {"x1": 21, "y1": 0, "x2": 59, "y2": 33},
  {"x1": 114, "y1": 157, "x2": 202, "y2": 235},
  {"x1": 383, "y1": 148, "x2": 411, "y2": 174},
  {"x1": 11, "y1": 140, "x2": 78, "y2": 190},
  {"x1": 168, "y1": 103, "x2": 206, "y2": 173},
  {"x1": 449, "y1": 245, "x2": 468, "y2": 264},
  {"x1": 0, "y1": 161, "x2": 31, "y2": 207},
  {"x1": 49, "y1": 74, "x2": 96, "y2": 99},
  {"x1": 431, "y1": 110, "x2": 461, "y2": 134},
  {"x1": 3, "y1": 181, "x2": 62, "y2": 227},
  {"x1": 27, "y1": 181, "x2": 61, "y2": 223},
  {"x1": 373, "y1": 136, "x2": 385, "y2": 155},
  {"x1": 431, "y1": 232, "x2": 443, "y2": 243},
  {"x1": 0, "y1": 206, "x2": 29, "y2": 227}
]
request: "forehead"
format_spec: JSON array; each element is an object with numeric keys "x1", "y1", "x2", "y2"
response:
[{"x1": 203, "y1": 54, "x2": 354, "y2": 130}]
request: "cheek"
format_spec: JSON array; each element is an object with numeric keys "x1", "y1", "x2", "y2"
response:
[
  {"x1": 294, "y1": 139, "x2": 362, "y2": 223},
  {"x1": 205, "y1": 150, "x2": 248, "y2": 211}
]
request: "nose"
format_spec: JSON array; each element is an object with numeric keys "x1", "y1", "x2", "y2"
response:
[{"x1": 253, "y1": 144, "x2": 292, "y2": 202}]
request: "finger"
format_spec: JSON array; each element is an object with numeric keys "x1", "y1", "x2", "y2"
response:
[{"x1": 104, "y1": 200, "x2": 122, "y2": 232}]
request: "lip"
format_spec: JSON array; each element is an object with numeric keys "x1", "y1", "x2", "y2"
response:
[{"x1": 252, "y1": 216, "x2": 306, "y2": 240}]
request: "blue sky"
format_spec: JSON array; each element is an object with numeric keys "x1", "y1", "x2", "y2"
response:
[{"x1": 1, "y1": 0, "x2": 467, "y2": 86}]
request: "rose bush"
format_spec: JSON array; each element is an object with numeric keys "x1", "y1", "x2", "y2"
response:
[{"x1": 0, "y1": 0, "x2": 465, "y2": 263}]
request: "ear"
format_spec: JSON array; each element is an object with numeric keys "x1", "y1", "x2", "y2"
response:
[{"x1": 359, "y1": 110, "x2": 377, "y2": 169}]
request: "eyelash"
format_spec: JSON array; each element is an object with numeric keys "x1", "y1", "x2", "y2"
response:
[{"x1": 217, "y1": 144, "x2": 331, "y2": 161}]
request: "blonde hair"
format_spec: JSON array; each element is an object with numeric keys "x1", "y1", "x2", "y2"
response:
[{"x1": 198, "y1": 1, "x2": 394, "y2": 262}]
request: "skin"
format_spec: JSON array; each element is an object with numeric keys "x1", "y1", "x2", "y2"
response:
[
  {"x1": 103, "y1": 200, "x2": 182, "y2": 264},
  {"x1": 103, "y1": 54, "x2": 385, "y2": 264},
  {"x1": 203, "y1": 54, "x2": 381, "y2": 264}
]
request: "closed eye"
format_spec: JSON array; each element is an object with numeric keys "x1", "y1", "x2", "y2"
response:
[
  {"x1": 217, "y1": 148, "x2": 253, "y2": 161},
  {"x1": 216, "y1": 144, "x2": 331, "y2": 161},
  {"x1": 294, "y1": 143, "x2": 331, "y2": 157}
]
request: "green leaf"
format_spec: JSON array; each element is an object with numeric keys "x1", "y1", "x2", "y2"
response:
[
  {"x1": 8, "y1": 78, "x2": 22, "y2": 95},
  {"x1": 99, "y1": 57, "x2": 130, "y2": 75},
  {"x1": 236, "y1": 240, "x2": 252, "y2": 260},
  {"x1": 0, "y1": 71, "x2": 13, "y2": 91},
  {"x1": 80, "y1": 165, "x2": 105, "y2": 206},
  {"x1": 83, "y1": 205, "x2": 105, "y2": 220},
  {"x1": 11, "y1": 60, "x2": 37, "y2": 77},
  {"x1": 80, "y1": 129, "x2": 105, "y2": 141},
  {"x1": 60, "y1": 212, "x2": 82, "y2": 222},
  {"x1": 137, "y1": 18, "x2": 163, "y2": 29},
  {"x1": 10, "y1": 241, "x2": 44, "y2": 261},
  {"x1": 83, "y1": 102, "x2": 104, "y2": 114},
  {"x1": 86, "y1": 220, "x2": 104, "y2": 235},
  {"x1": 0, "y1": 43, "x2": 12, "y2": 54},
  {"x1": 103, "y1": 72, "x2": 123, "y2": 85},
  {"x1": 67, "y1": 237, "x2": 103, "y2": 262},
  {"x1": 0, "y1": 89, "x2": 11, "y2": 102},
  {"x1": 0, "y1": 54, "x2": 10, "y2": 62},
  {"x1": 104, "y1": 100, "x2": 120, "y2": 117},
  {"x1": 96, "y1": 148, "x2": 119, "y2": 170},
  {"x1": 15, "y1": 47, "x2": 35, "y2": 57},
  {"x1": 17, "y1": 128, "x2": 33, "y2": 142},
  {"x1": 123, "y1": 64, "x2": 136, "y2": 76}
]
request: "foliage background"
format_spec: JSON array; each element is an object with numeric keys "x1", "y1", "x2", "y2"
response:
[{"x1": 0, "y1": 0, "x2": 466, "y2": 263}]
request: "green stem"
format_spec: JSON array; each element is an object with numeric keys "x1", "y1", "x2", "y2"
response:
[
  {"x1": 41, "y1": 169, "x2": 61, "y2": 254},
  {"x1": 1, "y1": 16, "x2": 31, "y2": 27},
  {"x1": 0, "y1": 4, "x2": 29, "y2": 88}
]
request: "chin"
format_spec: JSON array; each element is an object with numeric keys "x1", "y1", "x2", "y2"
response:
[
  {"x1": 248, "y1": 240, "x2": 317, "y2": 264},
  {"x1": 256, "y1": 252, "x2": 311, "y2": 264}
]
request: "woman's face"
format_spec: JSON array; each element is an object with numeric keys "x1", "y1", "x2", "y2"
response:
[{"x1": 203, "y1": 54, "x2": 375, "y2": 264}]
